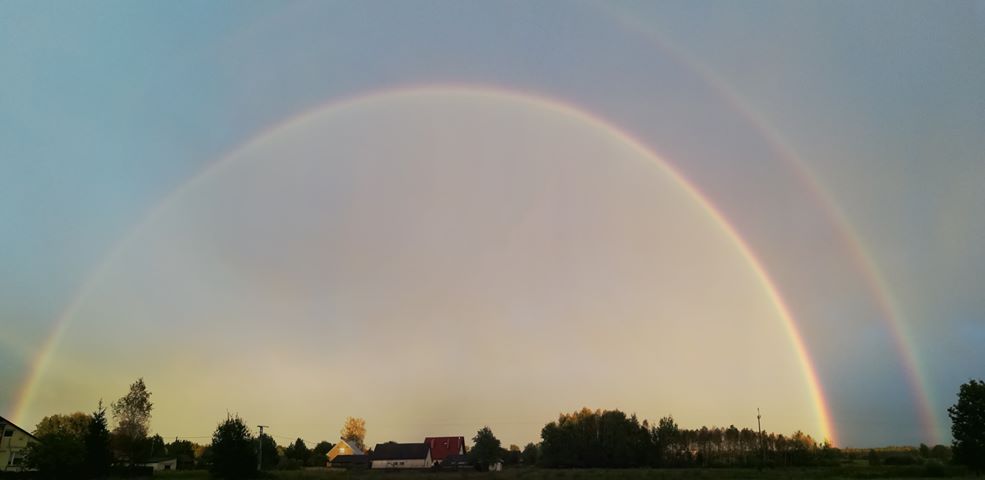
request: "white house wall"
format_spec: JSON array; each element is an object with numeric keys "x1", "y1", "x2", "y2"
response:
[
  {"x1": 371, "y1": 453, "x2": 432, "y2": 469},
  {"x1": 0, "y1": 427, "x2": 36, "y2": 472}
]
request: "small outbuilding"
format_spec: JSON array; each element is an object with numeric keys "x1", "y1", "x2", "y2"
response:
[{"x1": 141, "y1": 457, "x2": 178, "y2": 471}]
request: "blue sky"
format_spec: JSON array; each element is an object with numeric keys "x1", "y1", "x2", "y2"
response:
[{"x1": 2, "y1": 1, "x2": 983, "y2": 447}]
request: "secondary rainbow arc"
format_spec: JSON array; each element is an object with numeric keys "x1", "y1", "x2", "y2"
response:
[{"x1": 592, "y1": 3, "x2": 942, "y2": 443}]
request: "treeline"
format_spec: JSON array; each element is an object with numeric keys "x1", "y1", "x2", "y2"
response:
[
  {"x1": 535, "y1": 408, "x2": 837, "y2": 468},
  {"x1": 23, "y1": 377, "x2": 978, "y2": 476},
  {"x1": 20, "y1": 379, "x2": 341, "y2": 478},
  {"x1": 163, "y1": 434, "x2": 333, "y2": 470},
  {"x1": 843, "y1": 444, "x2": 953, "y2": 466}
]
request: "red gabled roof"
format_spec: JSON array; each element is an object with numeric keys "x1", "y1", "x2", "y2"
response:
[{"x1": 424, "y1": 436, "x2": 465, "y2": 461}]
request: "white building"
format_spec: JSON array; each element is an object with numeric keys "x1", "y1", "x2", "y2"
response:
[
  {"x1": 141, "y1": 457, "x2": 178, "y2": 471},
  {"x1": 0, "y1": 415, "x2": 39, "y2": 472},
  {"x1": 370, "y1": 442, "x2": 432, "y2": 469}
]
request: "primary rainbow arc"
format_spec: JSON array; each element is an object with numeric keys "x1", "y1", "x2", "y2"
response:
[{"x1": 14, "y1": 85, "x2": 840, "y2": 443}]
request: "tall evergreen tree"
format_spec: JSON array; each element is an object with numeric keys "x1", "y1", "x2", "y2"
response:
[{"x1": 84, "y1": 400, "x2": 113, "y2": 477}]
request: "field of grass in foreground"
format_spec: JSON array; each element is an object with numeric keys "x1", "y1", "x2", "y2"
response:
[{"x1": 156, "y1": 465, "x2": 976, "y2": 480}]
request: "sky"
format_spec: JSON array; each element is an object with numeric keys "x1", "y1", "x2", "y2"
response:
[{"x1": 1, "y1": 0, "x2": 983, "y2": 448}]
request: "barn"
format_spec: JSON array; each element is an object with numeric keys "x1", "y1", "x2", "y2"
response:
[{"x1": 370, "y1": 442, "x2": 432, "y2": 469}]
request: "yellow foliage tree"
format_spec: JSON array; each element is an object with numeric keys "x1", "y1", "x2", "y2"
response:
[{"x1": 340, "y1": 417, "x2": 366, "y2": 450}]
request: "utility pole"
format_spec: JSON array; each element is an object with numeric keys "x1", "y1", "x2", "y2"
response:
[
  {"x1": 258, "y1": 425, "x2": 269, "y2": 472},
  {"x1": 757, "y1": 408, "x2": 764, "y2": 471}
]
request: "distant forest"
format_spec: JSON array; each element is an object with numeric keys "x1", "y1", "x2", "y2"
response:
[{"x1": 532, "y1": 408, "x2": 951, "y2": 469}]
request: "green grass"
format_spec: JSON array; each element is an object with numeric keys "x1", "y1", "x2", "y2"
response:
[{"x1": 153, "y1": 465, "x2": 975, "y2": 480}]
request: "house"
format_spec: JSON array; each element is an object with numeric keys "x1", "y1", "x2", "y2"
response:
[
  {"x1": 329, "y1": 454, "x2": 369, "y2": 469},
  {"x1": 425, "y1": 436, "x2": 465, "y2": 465},
  {"x1": 370, "y1": 442, "x2": 431, "y2": 469},
  {"x1": 326, "y1": 438, "x2": 364, "y2": 461},
  {"x1": 0, "y1": 415, "x2": 39, "y2": 472},
  {"x1": 140, "y1": 457, "x2": 178, "y2": 471}
]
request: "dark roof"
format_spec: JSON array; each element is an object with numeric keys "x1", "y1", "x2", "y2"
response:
[
  {"x1": 331, "y1": 454, "x2": 369, "y2": 465},
  {"x1": 372, "y1": 442, "x2": 430, "y2": 460},
  {"x1": 0, "y1": 415, "x2": 40, "y2": 441},
  {"x1": 442, "y1": 454, "x2": 471, "y2": 466},
  {"x1": 425, "y1": 436, "x2": 465, "y2": 460},
  {"x1": 143, "y1": 457, "x2": 178, "y2": 464}
]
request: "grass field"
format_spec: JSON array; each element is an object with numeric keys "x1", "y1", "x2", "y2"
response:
[{"x1": 155, "y1": 465, "x2": 975, "y2": 480}]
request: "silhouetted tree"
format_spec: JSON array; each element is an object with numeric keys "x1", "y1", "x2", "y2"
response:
[
  {"x1": 787, "y1": 430, "x2": 817, "y2": 466},
  {"x1": 308, "y1": 441, "x2": 333, "y2": 466},
  {"x1": 522, "y1": 442, "x2": 539, "y2": 465},
  {"x1": 148, "y1": 433, "x2": 166, "y2": 458},
  {"x1": 84, "y1": 401, "x2": 113, "y2": 477},
  {"x1": 948, "y1": 379, "x2": 985, "y2": 474},
  {"x1": 503, "y1": 444, "x2": 521, "y2": 465},
  {"x1": 285, "y1": 437, "x2": 310, "y2": 464},
  {"x1": 210, "y1": 414, "x2": 256, "y2": 479},
  {"x1": 257, "y1": 433, "x2": 279, "y2": 469},
  {"x1": 167, "y1": 439, "x2": 198, "y2": 469},
  {"x1": 653, "y1": 415, "x2": 681, "y2": 467},
  {"x1": 470, "y1": 426, "x2": 502, "y2": 471},
  {"x1": 24, "y1": 431, "x2": 85, "y2": 478},
  {"x1": 919, "y1": 443, "x2": 930, "y2": 458},
  {"x1": 340, "y1": 417, "x2": 367, "y2": 450},
  {"x1": 196, "y1": 444, "x2": 214, "y2": 469},
  {"x1": 930, "y1": 444, "x2": 952, "y2": 462},
  {"x1": 24, "y1": 410, "x2": 91, "y2": 477},
  {"x1": 33, "y1": 412, "x2": 90, "y2": 439}
]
